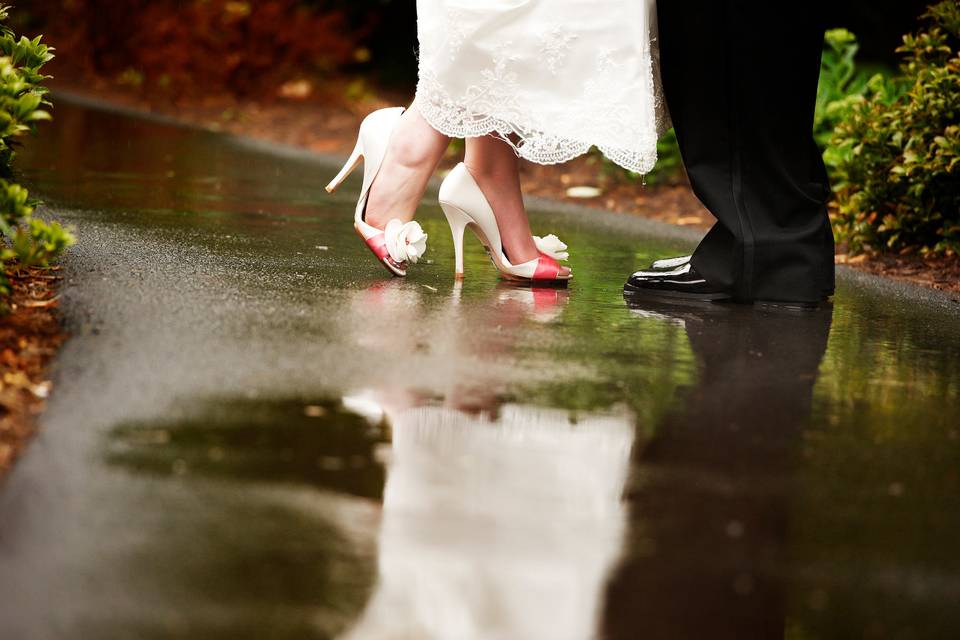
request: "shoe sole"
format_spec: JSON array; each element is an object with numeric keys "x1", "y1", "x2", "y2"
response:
[
  {"x1": 646, "y1": 264, "x2": 835, "y2": 300},
  {"x1": 624, "y1": 284, "x2": 830, "y2": 309},
  {"x1": 623, "y1": 282, "x2": 732, "y2": 302}
]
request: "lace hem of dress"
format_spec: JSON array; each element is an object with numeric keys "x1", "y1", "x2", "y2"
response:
[
  {"x1": 414, "y1": 84, "x2": 659, "y2": 176},
  {"x1": 415, "y1": 93, "x2": 658, "y2": 175}
]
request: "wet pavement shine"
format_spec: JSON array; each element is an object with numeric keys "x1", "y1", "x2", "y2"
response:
[{"x1": 1, "y1": 96, "x2": 959, "y2": 639}]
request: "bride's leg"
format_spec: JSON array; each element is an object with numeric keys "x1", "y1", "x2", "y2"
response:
[
  {"x1": 464, "y1": 136, "x2": 545, "y2": 266},
  {"x1": 465, "y1": 136, "x2": 571, "y2": 276},
  {"x1": 365, "y1": 102, "x2": 451, "y2": 229}
]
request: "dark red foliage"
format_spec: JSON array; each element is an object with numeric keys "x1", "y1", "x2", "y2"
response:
[{"x1": 24, "y1": 0, "x2": 363, "y2": 96}]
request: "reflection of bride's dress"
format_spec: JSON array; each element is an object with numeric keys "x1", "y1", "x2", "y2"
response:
[{"x1": 341, "y1": 402, "x2": 635, "y2": 640}]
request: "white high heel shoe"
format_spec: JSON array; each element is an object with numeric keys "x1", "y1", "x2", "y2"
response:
[
  {"x1": 326, "y1": 107, "x2": 428, "y2": 277},
  {"x1": 438, "y1": 163, "x2": 572, "y2": 282}
]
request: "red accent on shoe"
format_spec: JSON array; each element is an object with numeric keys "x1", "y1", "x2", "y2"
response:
[
  {"x1": 366, "y1": 233, "x2": 390, "y2": 261},
  {"x1": 533, "y1": 255, "x2": 562, "y2": 280},
  {"x1": 365, "y1": 232, "x2": 408, "y2": 273}
]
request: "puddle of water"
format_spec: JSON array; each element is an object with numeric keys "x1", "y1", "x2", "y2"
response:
[
  {"x1": 108, "y1": 398, "x2": 389, "y2": 499},
  {"x1": 106, "y1": 394, "x2": 636, "y2": 640},
  {"x1": 1, "y1": 96, "x2": 958, "y2": 639}
]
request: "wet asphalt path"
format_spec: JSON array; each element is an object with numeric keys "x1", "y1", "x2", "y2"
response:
[{"x1": 1, "y1": 96, "x2": 959, "y2": 639}]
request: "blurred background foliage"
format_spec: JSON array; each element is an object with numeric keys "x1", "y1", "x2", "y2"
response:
[
  {"x1": 13, "y1": 0, "x2": 929, "y2": 96},
  {"x1": 11, "y1": 0, "x2": 956, "y2": 256},
  {"x1": 15, "y1": 0, "x2": 362, "y2": 96},
  {"x1": 0, "y1": 3, "x2": 72, "y2": 301}
]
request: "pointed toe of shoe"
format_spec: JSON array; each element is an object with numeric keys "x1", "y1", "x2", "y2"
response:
[{"x1": 623, "y1": 265, "x2": 731, "y2": 301}]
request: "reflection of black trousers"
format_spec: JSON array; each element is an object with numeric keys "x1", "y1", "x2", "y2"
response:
[
  {"x1": 657, "y1": 0, "x2": 835, "y2": 303},
  {"x1": 603, "y1": 306, "x2": 833, "y2": 639}
]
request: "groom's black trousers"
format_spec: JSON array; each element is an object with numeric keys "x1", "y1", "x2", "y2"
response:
[{"x1": 657, "y1": 0, "x2": 835, "y2": 303}]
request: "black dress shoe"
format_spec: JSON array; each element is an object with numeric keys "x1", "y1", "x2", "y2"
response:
[
  {"x1": 624, "y1": 264, "x2": 732, "y2": 301},
  {"x1": 645, "y1": 255, "x2": 836, "y2": 300}
]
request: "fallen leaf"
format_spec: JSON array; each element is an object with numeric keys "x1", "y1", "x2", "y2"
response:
[{"x1": 21, "y1": 296, "x2": 60, "y2": 308}]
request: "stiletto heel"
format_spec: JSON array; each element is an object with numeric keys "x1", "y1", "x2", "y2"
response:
[
  {"x1": 325, "y1": 140, "x2": 363, "y2": 193},
  {"x1": 438, "y1": 163, "x2": 571, "y2": 283},
  {"x1": 440, "y1": 203, "x2": 471, "y2": 278},
  {"x1": 326, "y1": 107, "x2": 428, "y2": 277}
]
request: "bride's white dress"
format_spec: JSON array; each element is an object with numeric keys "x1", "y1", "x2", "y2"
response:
[{"x1": 415, "y1": 0, "x2": 666, "y2": 174}]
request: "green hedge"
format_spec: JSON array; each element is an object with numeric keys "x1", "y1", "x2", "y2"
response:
[
  {"x1": 828, "y1": 1, "x2": 960, "y2": 255},
  {"x1": 0, "y1": 4, "x2": 73, "y2": 299}
]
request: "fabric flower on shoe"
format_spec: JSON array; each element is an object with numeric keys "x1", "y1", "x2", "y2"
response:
[
  {"x1": 533, "y1": 234, "x2": 569, "y2": 261},
  {"x1": 384, "y1": 219, "x2": 428, "y2": 264}
]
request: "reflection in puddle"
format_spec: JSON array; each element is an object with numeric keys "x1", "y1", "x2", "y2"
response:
[
  {"x1": 343, "y1": 397, "x2": 634, "y2": 640},
  {"x1": 108, "y1": 399, "x2": 389, "y2": 499},
  {"x1": 106, "y1": 390, "x2": 634, "y2": 639},
  {"x1": 607, "y1": 297, "x2": 834, "y2": 639},
  {"x1": 107, "y1": 394, "x2": 634, "y2": 639},
  {"x1": 494, "y1": 283, "x2": 570, "y2": 324}
]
